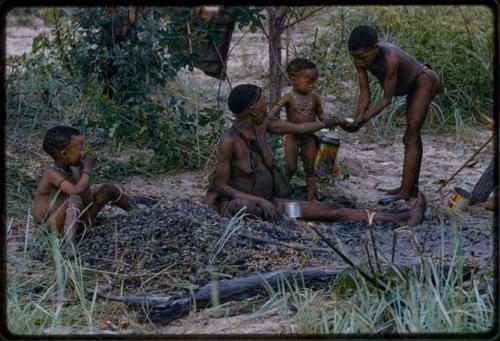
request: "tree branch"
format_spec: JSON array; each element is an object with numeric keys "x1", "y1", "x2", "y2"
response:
[{"x1": 283, "y1": 7, "x2": 325, "y2": 30}]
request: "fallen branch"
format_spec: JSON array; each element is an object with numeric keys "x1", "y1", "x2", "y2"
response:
[
  {"x1": 98, "y1": 264, "x2": 344, "y2": 325},
  {"x1": 94, "y1": 260, "x2": 474, "y2": 325}
]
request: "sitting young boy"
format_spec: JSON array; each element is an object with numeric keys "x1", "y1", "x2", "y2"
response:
[
  {"x1": 268, "y1": 58, "x2": 331, "y2": 201},
  {"x1": 345, "y1": 25, "x2": 440, "y2": 204},
  {"x1": 33, "y1": 125, "x2": 132, "y2": 250}
]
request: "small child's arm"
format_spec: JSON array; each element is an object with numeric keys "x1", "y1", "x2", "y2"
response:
[
  {"x1": 314, "y1": 94, "x2": 328, "y2": 122},
  {"x1": 267, "y1": 95, "x2": 289, "y2": 120}
]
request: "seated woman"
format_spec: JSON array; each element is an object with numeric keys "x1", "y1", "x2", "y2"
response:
[{"x1": 204, "y1": 84, "x2": 425, "y2": 225}]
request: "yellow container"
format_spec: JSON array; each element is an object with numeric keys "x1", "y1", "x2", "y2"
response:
[
  {"x1": 315, "y1": 136, "x2": 340, "y2": 179},
  {"x1": 448, "y1": 185, "x2": 473, "y2": 210}
]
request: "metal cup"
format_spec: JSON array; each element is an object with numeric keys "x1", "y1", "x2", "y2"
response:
[
  {"x1": 448, "y1": 183, "x2": 473, "y2": 211},
  {"x1": 282, "y1": 202, "x2": 302, "y2": 218}
]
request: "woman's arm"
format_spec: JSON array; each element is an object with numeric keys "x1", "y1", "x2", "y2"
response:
[
  {"x1": 267, "y1": 117, "x2": 342, "y2": 135},
  {"x1": 267, "y1": 95, "x2": 289, "y2": 120}
]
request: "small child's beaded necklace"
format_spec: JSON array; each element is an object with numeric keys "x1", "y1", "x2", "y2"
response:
[{"x1": 290, "y1": 90, "x2": 312, "y2": 115}]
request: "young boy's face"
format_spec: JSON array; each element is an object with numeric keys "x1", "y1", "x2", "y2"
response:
[
  {"x1": 291, "y1": 68, "x2": 318, "y2": 94},
  {"x1": 349, "y1": 44, "x2": 379, "y2": 67},
  {"x1": 61, "y1": 134, "x2": 84, "y2": 166}
]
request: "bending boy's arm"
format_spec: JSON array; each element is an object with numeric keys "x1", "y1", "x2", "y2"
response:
[
  {"x1": 214, "y1": 137, "x2": 268, "y2": 206},
  {"x1": 267, "y1": 95, "x2": 288, "y2": 120},
  {"x1": 355, "y1": 66, "x2": 371, "y2": 121},
  {"x1": 361, "y1": 55, "x2": 398, "y2": 123},
  {"x1": 314, "y1": 94, "x2": 328, "y2": 121}
]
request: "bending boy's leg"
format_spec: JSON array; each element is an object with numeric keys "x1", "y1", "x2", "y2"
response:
[
  {"x1": 284, "y1": 135, "x2": 299, "y2": 180},
  {"x1": 399, "y1": 71, "x2": 440, "y2": 198},
  {"x1": 302, "y1": 137, "x2": 317, "y2": 201},
  {"x1": 87, "y1": 184, "x2": 132, "y2": 221}
]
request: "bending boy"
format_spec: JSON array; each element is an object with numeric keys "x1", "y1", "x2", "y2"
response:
[{"x1": 346, "y1": 25, "x2": 440, "y2": 203}]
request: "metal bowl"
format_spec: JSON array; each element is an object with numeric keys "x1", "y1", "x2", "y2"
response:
[{"x1": 282, "y1": 202, "x2": 302, "y2": 218}]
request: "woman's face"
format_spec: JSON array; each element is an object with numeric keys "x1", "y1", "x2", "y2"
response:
[{"x1": 248, "y1": 95, "x2": 268, "y2": 125}]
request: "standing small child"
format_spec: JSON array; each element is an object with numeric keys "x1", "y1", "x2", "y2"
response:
[
  {"x1": 269, "y1": 58, "x2": 346, "y2": 201},
  {"x1": 33, "y1": 126, "x2": 132, "y2": 251}
]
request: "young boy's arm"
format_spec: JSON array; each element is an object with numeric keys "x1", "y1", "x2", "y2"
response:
[
  {"x1": 314, "y1": 94, "x2": 328, "y2": 122},
  {"x1": 355, "y1": 65, "x2": 371, "y2": 121},
  {"x1": 359, "y1": 55, "x2": 398, "y2": 124},
  {"x1": 267, "y1": 95, "x2": 289, "y2": 120},
  {"x1": 48, "y1": 156, "x2": 93, "y2": 195}
]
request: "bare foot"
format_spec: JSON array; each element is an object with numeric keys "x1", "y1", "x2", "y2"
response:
[
  {"x1": 315, "y1": 191, "x2": 326, "y2": 201},
  {"x1": 483, "y1": 196, "x2": 496, "y2": 211},
  {"x1": 404, "y1": 192, "x2": 427, "y2": 226},
  {"x1": 379, "y1": 186, "x2": 419, "y2": 205},
  {"x1": 385, "y1": 187, "x2": 401, "y2": 195}
]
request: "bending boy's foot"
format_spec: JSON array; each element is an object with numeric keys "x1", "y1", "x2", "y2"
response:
[
  {"x1": 385, "y1": 187, "x2": 401, "y2": 195},
  {"x1": 403, "y1": 191, "x2": 427, "y2": 226},
  {"x1": 315, "y1": 191, "x2": 326, "y2": 201},
  {"x1": 379, "y1": 186, "x2": 419, "y2": 205},
  {"x1": 378, "y1": 194, "x2": 406, "y2": 206}
]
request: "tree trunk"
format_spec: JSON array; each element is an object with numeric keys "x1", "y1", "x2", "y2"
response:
[{"x1": 267, "y1": 7, "x2": 288, "y2": 105}]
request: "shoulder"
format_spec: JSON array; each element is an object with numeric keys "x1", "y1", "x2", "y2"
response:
[
  {"x1": 43, "y1": 167, "x2": 59, "y2": 180},
  {"x1": 36, "y1": 167, "x2": 60, "y2": 190},
  {"x1": 219, "y1": 130, "x2": 236, "y2": 144},
  {"x1": 218, "y1": 130, "x2": 238, "y2": 150},
  {"x1": 279, "y1": 93, "x2": 291, "y2": 104},
  {"x1": 37, "y1": 167, "x2": 55, "y2": 184},
  {"x1": 380, "y1": 43, "x2": 400, "y2": 63}
]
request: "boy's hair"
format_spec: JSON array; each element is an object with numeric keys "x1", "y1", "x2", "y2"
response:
[
  {"x1": 286, "y1": 58, "x2": 317, "y2": 76},
  {"x1": 348, "y1": 25, "x2": 378, "y2": 51},
  {"x1": 228, "y1": 84, "x2": 263, "y2": 115},
  {"x1": 42, "y1": 125, "x2": 81, "y2": 159}
]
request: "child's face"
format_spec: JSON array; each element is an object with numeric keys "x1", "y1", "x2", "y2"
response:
[
  {"x1": 291, "y1": 68, "x2": 318, "y2": 94},
  {"x1": 249, "y1": 95, "x2": 268, "y2": 125},
  {"x1": 61, "y1": 135, "x2": 84, "y2": 166},
  {"x1": 349, "y1": 44, "x2": 379, "y2": 67}
]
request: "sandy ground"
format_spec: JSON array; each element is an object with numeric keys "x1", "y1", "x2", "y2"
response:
[
  {"x1": 6, "y1": 16, "x2": 496, "y2": 335},
  {"x1": 95, "y1": 127, "x2": 494, "y2": 334}
]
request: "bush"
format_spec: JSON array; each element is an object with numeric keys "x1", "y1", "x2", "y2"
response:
[
  {"x1": 300, "y1": 6, "x2": 494, "y2": 135},
  {"x1": 6, "y1": 6, "x2": 264, "y2": 171}
]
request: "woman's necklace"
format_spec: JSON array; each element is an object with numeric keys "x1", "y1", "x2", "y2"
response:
[{"x1": 290, "y1": 90, "x2": 312, "y2": 115}]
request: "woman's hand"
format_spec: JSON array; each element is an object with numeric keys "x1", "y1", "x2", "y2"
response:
[{"x1": 258, "y1": 199, "x2": 282, "y2": 223}]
